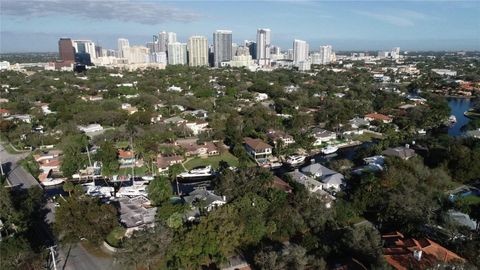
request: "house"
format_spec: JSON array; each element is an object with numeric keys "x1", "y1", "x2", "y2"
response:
[
  {"x1": 156, "y1": 154, "x2": 184, "y2": 173},
  {"x1": 382, "y1": 146, "x2": 416, "y2": 160},
  {"x1": 447, "y1": 210, "x2": 478, "y2": 231},
  {"x1": 432, "y1": 69, "x2": 457, "y2": 76},
  {"x1": 0, "y1": 108, "x2": 11, "y2": 117},
  {"x1": 183, "y1": 189, "x2": 226, "y2": 220},
  {"x1": 186, "y1": 109, "x2": 208, "y2": 119},
  {"x1": 177, "y1": 139, "x2": 219, "y2": 157},
  {"x1": 365, "y1": 113, "x2": 392, "y2": 123},
  {"x1": 39, "y1": 159, "x2": 61, "y2": 172},
  {"x1": 7, "y1": 114, "x2": 32, "y2": 123},
  {"x1": 287, "y1": 169, "x2": 335, "y2": 208},
  {"x1": 312, "y1": 128, "x2": 337, "y2": 146},
  {"x1": 382, "y1": 231, "x2": 465, "y2": 270},
  {"x1": 284, "y1": 85, "x2": 299, "y2": 93},
  {"x1": 167, "y1": 85, "x2": 183, "y2": 92},
  {"x1": 266, "y1": 129, "x2": 295, "y2": 146},
  {"x1": 78, "y1": 124, "x2": 104, "y2": 134},
  {"x1": 349, "y1": 117, "x2": 370, "y2": 129},
  {"x1": 301, "y1": 163, "x2": 345, "y2": 191},
  {"x1": 118, "y1": 196, "x2": 157, "y2": 234},
  {"x1": 254, "y1": 92, "x2": 269, "y2": 102},
  {"x1": 185, "y1": 121, "x2": 209, "y2": 135},
  {"x1": 220, "y1": 255, "x2": 252, "y2": 270},
  {"x1": 466, "y1": 129, "x2": 480, "y2": 139},
  {"x1": 118, "y1": 149, "x2": 136, "y2": 167},
  {"x1": 121, "y1": 103, "x2": 138, "y2": 115},
  {"x1": 244, "y1": 137, "x2": 273, "y2": 162}
]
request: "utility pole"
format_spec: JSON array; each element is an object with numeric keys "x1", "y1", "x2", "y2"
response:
[{"x1": 47, "y1": 245, "x2": 58, "y2": 270}]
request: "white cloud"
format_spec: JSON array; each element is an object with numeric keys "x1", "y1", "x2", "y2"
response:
[{"x1": 2, "y1": 0, "x2": 202, "y2": 24}]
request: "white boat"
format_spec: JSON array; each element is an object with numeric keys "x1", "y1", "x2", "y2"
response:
[
  {"x1": 116, "y1": 185, "x2": 148, "y2": 197},
  {"x1": 285, "y1": 155, "x2": 306, "y2": 166},
  {"x1": 321, "y1": 145, "x2": 338, "y2": 155},
  {"x1": 141, "y1": 175, "x2": 155, "y2": 181},
  {"x1": 178, "y1": 165, "x2": 214, "y2": 178},
  {"x1": 84, "y1": 185, "x2": 114, "y2": 198},
  {"x1": 269, "y1": 162, "x2": 283, "y2": 169},
  {"x1": 449, "y1": 115, "x2": 457, "y2": 123},
  {"x1": 41, "y1": 178, "x2": 65, "y2": 187}
]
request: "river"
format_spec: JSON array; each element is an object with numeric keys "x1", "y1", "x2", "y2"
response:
[{"x1": 447, "y1": 97, "x2": 478, "y2": 137}]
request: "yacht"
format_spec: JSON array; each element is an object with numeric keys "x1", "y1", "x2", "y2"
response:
[
  {"x1": 285, "y1": 155, "x2": 306, "y2": 166},
  {"x1": 116, "y1": 185, "x2": 148, "y2": 197},
  {"x1": 321, "y1": 145, "x2": 338, "y2": 155},
  {"x1": 84, "y1": 185, "x2": 114, "y2": 198},
  {"x1": 178, "y1": 165, "x2": 214, "y2": 179},
  {"x1": 41, "y1": 178, "x2": 65, "y2": 187},
  {"x1": 449, "y1": 115, "x2": 457, "y2": 124}
]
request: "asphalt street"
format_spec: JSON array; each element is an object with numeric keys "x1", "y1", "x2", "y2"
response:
[{"x1": 0, "y1": 143, "x2": 40, "y2": 188}]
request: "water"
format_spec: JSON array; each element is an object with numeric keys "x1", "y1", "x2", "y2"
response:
[{"x1": 447, "y1": 98, "x2": 477, "y2": 136}]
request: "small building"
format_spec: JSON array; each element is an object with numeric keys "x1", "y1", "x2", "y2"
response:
[
  {"x1": 78, "y1": 124, "x2": 103, "y2": 133},
  {"x1": 118, "y1": 196, "x2": 157, "y2": 234},
  {"x1": 183, "y1": 189, "x2": 226, "y2": 221},
  {"x1": 271, "y1": 176, "x2": 293, "y2": 193},
  {"x1": 177, "y1": 140, "x2": 219, "y2": 157},
  {"x1": 118, "y1": 149, "x2": 135, "y2": 167},
  {"x1": 301, "y1": 163, "x2": 345, "y2": 191},
  {"x1": 243, "y1": 137, "x2": 273, "y2": 162},
  {"x1": 0, "y1": 108, "x2": 11, "y2": 117},
  {"x1": 266, "y1": 129, "x2": 295, "y2": 146},
  {"x1": 382, "y1": 231, "x2": 465, "y2": 270},
  {"x1": 156, "y1": 154, "x2": 184, "y2": 173},
  {"x1": 312, "y1": 128, "x2": 337, "y2": 146},
  {"x1": 185, "y1": 121, "x2": 209, "y2": 135},
  {"x1": 382, "y1": 146, "x2": 416, "y2": 160},
  {"x1": 365, "y1": 113, "x2": 392, "y2": 123}
]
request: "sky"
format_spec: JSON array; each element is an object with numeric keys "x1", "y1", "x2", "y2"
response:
[{"x1": 1, "y1": 0, "x2": 479, "y2": 53}]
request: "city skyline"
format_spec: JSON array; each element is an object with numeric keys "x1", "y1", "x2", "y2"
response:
[{"x1": 1, "y1": 0, "x2": 479, "y2": 53}]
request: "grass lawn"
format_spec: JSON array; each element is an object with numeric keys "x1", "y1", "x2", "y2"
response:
[
  {"x1": 352, "y1": 132, "x2": 383, "y2": 142},
  {"x1": 105, "y1": 226, "x2": 126, "y2": 248},
  {"x1": 458, "y1": 195, "x2": 480, "y2": 206},
  {"x1": 184, "y1": 152, "x2": 242, "y2": 170},
  {"x1": 114, "y1": 166, "x2": 151, "y2": 176}
]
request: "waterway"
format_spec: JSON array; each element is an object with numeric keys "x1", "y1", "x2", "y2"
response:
[{"x1": 447, "y1": 97, "x2": 478, "y2": 137}]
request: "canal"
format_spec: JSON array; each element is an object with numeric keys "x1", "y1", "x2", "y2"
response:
[{"x1": 447, "y1": 97, "x2": 478, "y2": 137}]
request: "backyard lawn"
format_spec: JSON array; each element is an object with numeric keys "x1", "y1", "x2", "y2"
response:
[{"x1": 184, "y1": 152, "x2": 243, "y2": 170}]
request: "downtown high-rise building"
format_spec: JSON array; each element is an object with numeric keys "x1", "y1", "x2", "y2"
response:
[
  {"x1": 158, "y1": 31, "x2": 177, "y2": 52},
  {"x1": 73, "y1": 40, "x2": 97, "y2": 59},
  {"x1": 213, "y1": 30, "x2": 232, "y2": 67},
  {"x1": 245, "y1": 40, "x2": 257, "y2": 59},
  {"x1": 319, "y1": 45, "x2": 333, "y2": 65},
  {"x1": 188, "y1": 36, "x2": 208, "y2": 67},
  {"x1": 256, "y1": 28, "x2": 271, "y2": 66},
  {"x1": 117, "y1": 38, "x2": 130, "y2": 59},
  {"x1": 58, "y1": 38, "x2": 75, "y2": 62},
  {"x1": 167, "y1": 42, "x2": 187, "y2": 65},
  {"x1": 293, "y1": 39, "x2": 309, "y2": 65}
]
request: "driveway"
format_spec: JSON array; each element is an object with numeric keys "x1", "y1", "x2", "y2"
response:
[{"x1": 0, "y1": 142, "x2": 40, "y2": 188}]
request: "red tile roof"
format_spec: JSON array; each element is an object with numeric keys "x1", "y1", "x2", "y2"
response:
[
  {"x1": 382, "y1": 232, "x2": 465, "y2": 270},
  {"x1": 118, "y1": 149, "x2": 134, "y2": 159},
  {"x1": 365, "y1": 113, "x2": 392, "y2": 121}
]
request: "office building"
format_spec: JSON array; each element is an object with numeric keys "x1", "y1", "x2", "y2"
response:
[
  {"x1": 256, "y1": 28, "x2": 271, "y2": 66},
  {"x1": 117, "y1": 38, "x2": 130, "y2": 59},
  {"x1": 246, "y1": 41, "x2": 257, "y2": 59},
  {"x1": 150, "y1": 52, "x2": 167, "y2": 64},
  {"x1": 213, "y1": 30, "x2": 233, "y2": 67},
  {"x1": 391, "y1": 47, "x2": 400, "y2": 59},
  {"x1": 293, "y1": 39, "x2": 309, "y2": 65},
  {"x1": 128, "y1": 46, "x2": 149, "y2": 64},
  {"x1": 167, "y1": 42, "x2": 187, "y2": 65},
  {"x1": 188, "y1": 36, "x2": 208, "y2": 67},
  {"x1": 73, "y1": 40, "x2": 96, "y2": 59},
  {"x1": 58, "y1": 38, "x2": 75, "y2": 62}
]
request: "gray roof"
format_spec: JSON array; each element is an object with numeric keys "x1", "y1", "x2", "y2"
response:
[
  {"x1": 119, "y1": 196, "x2": 157, "y2": 228},
  {"x1": 382, "y1": 147, "x2": 416, "y2": 160},
  {"x1": 448, "y1": 210, "x2": 478, "y2": 230},
  {"x1": 183, "y1": 189, "x2": 225, "y2": 206},
  {"x1": 301, "y1": 163, "x2": 344, "y2": 185}
]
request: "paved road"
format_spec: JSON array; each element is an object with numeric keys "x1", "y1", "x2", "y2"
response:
[
  {"x1": 0, "y1": 143, "x2": 40, "y2": 188},
  {"x1": 55, "y1": 243, "x2": 117, "y2": 270}
]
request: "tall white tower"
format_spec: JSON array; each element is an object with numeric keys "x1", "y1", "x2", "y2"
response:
[
  {"x1": 188, "y1": 36, "x2": 209, "y2": 67},
  {"x1": 293, "y1": 39, "x2": 309, "y2": 65},
  {"x1": 117, "y1": 38, "x2": 130, "y2": 59},
  {"x1": 167, "y1": 42, "x2": 187, "y2": 65},
  {"x1": 256, "y1": 28, "x2": 271, "y2": 66}
]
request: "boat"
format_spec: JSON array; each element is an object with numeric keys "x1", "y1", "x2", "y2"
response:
[
  {"x1": 84, "y1": 185, "x2": 114, "y2": 198},
  {"x1": 41, "y1": 178, "x2": 65, "y2": 187},
  {"x1": 284, "y1": 155, "x2": 306, "y2": 166},
  {"x1": 321, "y1": 145, "x2": 338, "y2": 155},
  {"x1": 116, "y1": 185, "x2": 148, "y2": 197},
  {"x1": 269, "y1": 162, "x2": 283, "y2": 169},
  {"x1": 449, "y1": 115, "x2": 457, "y2": 124},
  {"x1": 178, "y1": 165, "x2": 214, "y2": 179}
]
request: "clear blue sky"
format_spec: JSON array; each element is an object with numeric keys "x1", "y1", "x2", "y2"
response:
[{"x1": 1, "y1": 0, "x2": 479, "y2": 52}]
